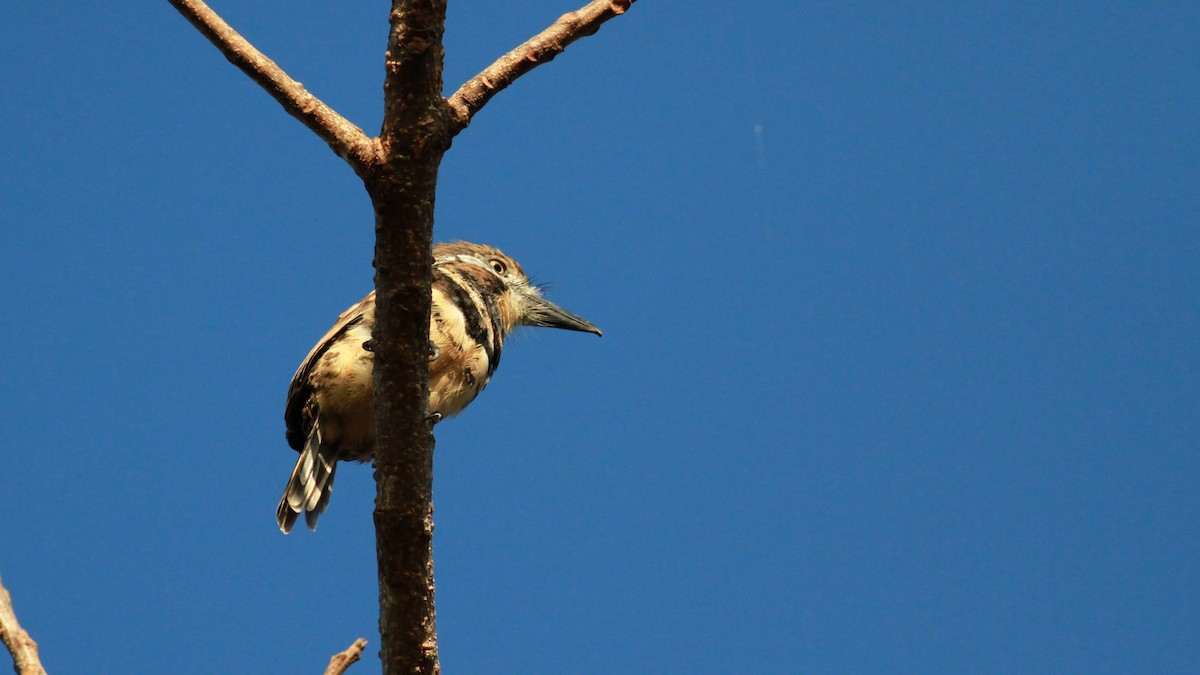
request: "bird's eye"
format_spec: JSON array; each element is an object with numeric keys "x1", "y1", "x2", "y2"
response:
[{"x1": 490, "y1": 259, "x2": 507, "y2": 275}]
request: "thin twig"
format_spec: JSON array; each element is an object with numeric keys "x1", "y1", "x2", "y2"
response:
[
  {"x1": 166, "y1": 0, "x2": 379, "y2": 172},
  {"x1": 0, "y1": 572, "x2": 46, "y2": 675},
  {"x1": 446, "y1": 0, "x2": 636, "y2": 133},
  {"x1": 324, "y1": 638, "x2": 368, "y2": 675}
]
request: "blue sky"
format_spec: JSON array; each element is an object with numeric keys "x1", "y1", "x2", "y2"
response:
[{"x1": 2, "y1": 2, "x2": 1198, "y2": 673}]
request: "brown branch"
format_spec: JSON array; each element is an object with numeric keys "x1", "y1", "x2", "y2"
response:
[
  {"x1": 166, "y1": 0, "x2": 379, "y2": 173},
  {"x1": 172, "y1": 3, "x2": 626, "y2": 674},
  {"x1": 446, "y1": 0, "x2": 636, "y2": 133},
  {"x1": 371, "y1": 2, "x2": 449, "y2": 674},
  {"x1": 0, "y1": 572, "x2": 46, "y2": 675},
  {"x1": 324, "y1": 638, "x2": 368, "y2": 675}
]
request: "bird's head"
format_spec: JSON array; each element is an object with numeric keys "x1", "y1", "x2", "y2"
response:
[{"x1": 433, "y1": 242, "x2": 602, "y2": 337}]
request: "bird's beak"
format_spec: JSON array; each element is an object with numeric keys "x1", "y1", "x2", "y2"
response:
[{"x1": 524, "y1": 296, "x2": 602, "y2": 336}]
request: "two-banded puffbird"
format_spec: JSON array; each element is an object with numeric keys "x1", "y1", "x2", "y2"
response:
[{"x1": 276, "y1": 241, "x2": 601, "y2": 533}]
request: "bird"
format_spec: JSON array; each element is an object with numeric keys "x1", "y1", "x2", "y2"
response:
[{"x1": 276, "y1": 241, "x2": 602, "y2": 533}]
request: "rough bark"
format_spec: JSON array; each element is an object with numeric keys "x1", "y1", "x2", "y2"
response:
[
  {"x1": 447, "y1": 0, "x2": 636, "y2": 134},
  {"x1": 325, "y1": 638, "x2": 369, "y2": 675},
  {"x1": 166, "y1": 1, "x2": 635, "y2": 672},
  {"x1": 368, "y1": 3, "x2": 452, "y2": 672},
  {"x1": 0, "y1": 572, "x2": 46, "y2": 675},
  {"x1": 166, "y1": 0, "x2": 378, "y2": 173}
]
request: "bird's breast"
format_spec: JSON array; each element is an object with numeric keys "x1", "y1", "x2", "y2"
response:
[{"x1": 429, "y1": 287, "x2": 495, "y2": 417}]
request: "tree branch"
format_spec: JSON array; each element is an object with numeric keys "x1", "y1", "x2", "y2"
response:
[
  {"x1": 324, "y1": 638, "x2": 368, "y2": 675},
  {"x1": 171, "y1": 2, "x2": 630, "y2": 674},
  {"x1": 446, "y1": 0, "x2": 636, "y2": 133},
  {"x1": 370, "y1": 2, "x2": 450, "y2": 673},
  {"x1": 0, "y1": 572, "x2": 46, "y2": 675},
  {"x1": 166, "y1": 0, "x2": 379, "y2": 172}
]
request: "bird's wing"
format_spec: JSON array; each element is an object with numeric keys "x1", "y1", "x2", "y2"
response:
[{"x1": 283, "y1": 291, "x2": 376, "y2": 451}]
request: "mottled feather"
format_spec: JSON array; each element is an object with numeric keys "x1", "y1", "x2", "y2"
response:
[{"x1": 276, "y1": 242, "x2": 601, "y2": 533}]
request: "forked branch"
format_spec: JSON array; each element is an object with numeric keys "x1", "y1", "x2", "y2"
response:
[
  {"x1": 167, "y1": 1, "x2": 634, "y2": 673},
  {"x1": 447, "y1": 0, "x2": 636, "y2": 133},
  {"x1": 167, "y1": 0, "x2": 378, "y2": 172},
  {"x1": 0, "y1": 572, "x2": 46, "y2": 675}
]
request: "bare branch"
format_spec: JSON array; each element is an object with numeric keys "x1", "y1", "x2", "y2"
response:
[
  {"x1": 371, "y1": 1, "x2": 448, "y2": 673},
  {"x1": 446, "y1": 0, "x2": 636, "y2": 133},
  {"x1": 0, "y1": 572, "x2": 46, "y2": 675},
  {"x1": 324, "y1": 638, "x2": 368, "y2": 675},
  {"x1": 166, "y1": 0, "x2": 379, "y2": 172},
  {"x1": 171, "y1": 3, "x2": 624, "y2": 673}
]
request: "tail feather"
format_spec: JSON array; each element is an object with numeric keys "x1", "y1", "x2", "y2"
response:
[
  {"x1": 276, "y1": 432, "x2": 339, "y2": 534},
  {"x1": 276, "y1": 493, "x2": 299, "y2": 534},
  {"x1": 306, "y1": 465, "x2": 335, "y2": 532}
]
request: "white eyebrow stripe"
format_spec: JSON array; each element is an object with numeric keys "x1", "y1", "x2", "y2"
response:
[{"x1": 434, "y1": 254, "x2": 493, "y2": 275}]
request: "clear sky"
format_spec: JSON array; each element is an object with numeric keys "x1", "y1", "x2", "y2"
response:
[{"x1": 2, "y1": 2, "x2": 1197, "y2": 673}]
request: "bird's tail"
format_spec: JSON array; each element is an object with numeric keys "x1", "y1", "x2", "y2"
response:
[{"x1": 276, "y1": 434, "x2": 338, "y2": 534}]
